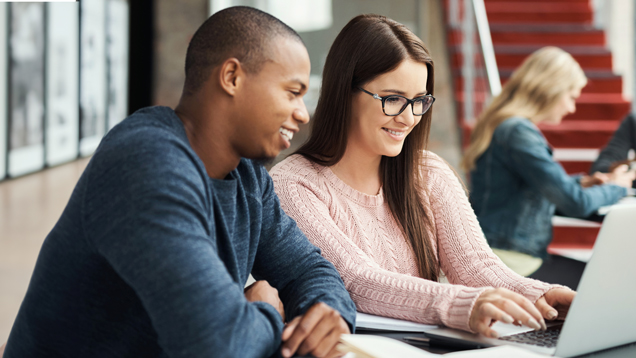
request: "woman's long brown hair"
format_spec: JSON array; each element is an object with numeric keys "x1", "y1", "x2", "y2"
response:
[{"x1": 295, "y1": 14, "x2": 438, "y2": 281}]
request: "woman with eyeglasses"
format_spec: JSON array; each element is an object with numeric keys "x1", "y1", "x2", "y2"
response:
[{"x1": 270, "y1": 14, "x2": 574, "y2": 338}]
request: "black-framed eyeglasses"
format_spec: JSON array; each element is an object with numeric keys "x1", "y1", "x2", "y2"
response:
[{"x1": 358, "y1": 87, "x2": 435, "y2": 116}]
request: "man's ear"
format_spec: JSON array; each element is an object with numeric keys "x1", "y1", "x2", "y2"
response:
[{"x1": 218, "y1": 58, "x2": 244, "y2": 96}]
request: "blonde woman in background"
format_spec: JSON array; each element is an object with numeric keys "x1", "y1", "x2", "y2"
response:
[{"x1": 463, "y1": 47, "x2": 634, "y2": 286}]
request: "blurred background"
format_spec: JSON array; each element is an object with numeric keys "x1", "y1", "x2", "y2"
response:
[{"x1": 0, "y1": 0, "x2": 634, "y2": 344}]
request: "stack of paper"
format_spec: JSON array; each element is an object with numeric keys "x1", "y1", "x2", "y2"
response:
[{"x1": 356, "y1": 312, "x2": 438, "y2": 332}]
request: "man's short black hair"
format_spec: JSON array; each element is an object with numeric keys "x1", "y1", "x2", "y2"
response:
[{"x1": 183, "y1": 6, "x2": 303, "y2": 94}]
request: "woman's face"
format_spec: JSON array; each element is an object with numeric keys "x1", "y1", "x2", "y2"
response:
[
  {"x1": 349, "y1": 59, "x2": 429, "y2": 159},
  {"x1": 537, "y1": 87, "x2": 581, "y2": 125}
]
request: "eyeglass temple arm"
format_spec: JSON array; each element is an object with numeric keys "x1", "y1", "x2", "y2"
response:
[{"x1": 358, "y1": 87, "x2": 382, "y2": 100}]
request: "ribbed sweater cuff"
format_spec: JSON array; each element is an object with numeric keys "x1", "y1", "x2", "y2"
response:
[
  {"x1": 521, "y1": 281, "x2": 569, "y2": 303},
  {"x1": 526, "y1": 283, "x2": 573, "y2": 303},
  {"x1": 446, "y1": 286, "x2": 490, "y2": 332}
]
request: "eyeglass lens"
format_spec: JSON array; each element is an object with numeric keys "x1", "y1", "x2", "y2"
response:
[{"x1": 384, "y1": 96, "x2": 433, "y2": 116}]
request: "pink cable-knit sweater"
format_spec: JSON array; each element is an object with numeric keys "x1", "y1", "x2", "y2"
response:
[{"x1": 270, "y1": 153, "x2": 559, "y2": 332}]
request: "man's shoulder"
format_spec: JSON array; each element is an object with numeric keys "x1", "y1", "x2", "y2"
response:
[
  {"x1": 106, "y1": 106, "x2": 185, "y2": 144},
  {"x1": 95, "y1": 106, "x2": 193, "y2": 161},
  {"x1": 86, "y1": 106, "x2": 206, "y2": 191}
]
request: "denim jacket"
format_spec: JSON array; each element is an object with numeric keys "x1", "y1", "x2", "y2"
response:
[{"x1": 469, "y1": 117, "x2": 627, "y2": 258}]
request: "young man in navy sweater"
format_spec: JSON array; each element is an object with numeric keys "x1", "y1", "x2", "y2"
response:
[{"x1": 4, "y1": 7, "x2": 355, "y2": 358}]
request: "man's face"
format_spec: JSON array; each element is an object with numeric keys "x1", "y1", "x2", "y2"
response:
[{"x1": 231, "y1": 37, "x2": 311, "y2": 161}]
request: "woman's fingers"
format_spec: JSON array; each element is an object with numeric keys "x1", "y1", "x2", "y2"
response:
[
  {"x1": 481, "y1": 302, "x2": 514, "y2": 324},
  {"x1": 471, "y1": 288, "x2": 548, "y2": 336},
  {"x1": 474, "y1": 303, "x2": 506, "y2": 338},
  {"x1": 491, "y1": 289, "x2": 545, "y2": 330},
  {"x1": 497, "y1": 298, "x2": 543, "y2": 330},
  {"x1": 507, "y1": 293, "x2": 547, "y2": 330},
  {"x1": 541, "y1": 288, "x2": 576, "y2": 320},
  {"x1": 535, "y1": 297, "x2": 558, "y2": 320}
]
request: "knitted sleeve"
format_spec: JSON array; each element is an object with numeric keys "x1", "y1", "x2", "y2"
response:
[{"x1": 423, "y1": 152, "x2": 560, "y2": 302}]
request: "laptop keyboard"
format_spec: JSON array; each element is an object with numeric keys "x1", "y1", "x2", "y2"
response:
[{"x1": 498, "y1": 325, "x2": 562, "y2": 348}]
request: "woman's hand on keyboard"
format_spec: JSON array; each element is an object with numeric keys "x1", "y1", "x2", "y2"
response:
[
  {"x1": 536, "y1": 288, "x2": 576, "y2": 321},
  {"x1": 470, "y1": 287, "x2": 547, "y2": 338}
]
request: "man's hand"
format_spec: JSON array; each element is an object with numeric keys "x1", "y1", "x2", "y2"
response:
[
  {"x1": 281, "y1": 302, "x2": 350, "y2": 358},
  {"x1": 244, "y1": 280, "x2": 285, "y2": 322},
  {"x1": 535, "y1": 288, "x2": 576, "y2": 321},
  {"x1": 1, "y1": 341, "x2": 6, "y2": 358}
]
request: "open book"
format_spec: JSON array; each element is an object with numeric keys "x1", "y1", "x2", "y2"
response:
[{"x1": 338, "y1": 334, "x2": 554, "y2": 358}]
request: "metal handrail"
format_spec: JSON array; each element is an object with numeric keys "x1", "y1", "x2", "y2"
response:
[
  {"x1": 473, "y1": 0, "x2": 501, "y2": 96},
  {"x1": 450, "y1": 0, "x2": 501, "y2": 123},
  {"x1": 461, "y1": 0, "x2": 475, "y2": 125}
]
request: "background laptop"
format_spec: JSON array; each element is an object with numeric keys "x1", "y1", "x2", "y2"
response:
[{"x1": 424, "y1": 205, "x2": 636, "y2": 357}]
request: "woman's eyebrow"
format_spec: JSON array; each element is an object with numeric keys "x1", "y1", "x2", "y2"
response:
[{"x1": 381, "y1": 89, "x2": 428, "y2": 96}]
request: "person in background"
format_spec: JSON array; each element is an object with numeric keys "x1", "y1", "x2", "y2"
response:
[
  {"x1": 271, "y1": 15, "x2": 574, "y2": 340},
  {"x1": 463, "y1": 47, "x2": 634, "y2": 286},
  {"x1": 3, "y1": 7, "x2": 355, "y2": 358},
  {"x1": 590, "y1": 113, "x2": 636, "y2": 188}
]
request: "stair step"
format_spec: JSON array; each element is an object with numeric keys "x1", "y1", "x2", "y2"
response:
[
  {"x1": 492, "y1": 30, "x2": 604, "y2": 46},
  {"x1": 560, "y1": 161, "x2": 593, "y2": 174},
  {"x1": 495, "y1": 45, "x2": 612, "y2": 69},
  {"x1": 451, "y1": 45, "x2": 613, "y2": 70},
  {"x1": 489, "y1": 23, "x2": 599, "y2": 32},
  {"x1": 553, "y1": 149, "x2": 600, "y2": 174},
  {"x1": 486, "y1": 2, "x2": 592, "y2": 11},
  {"x1": 485, "y1": 0, "x2": 590, "y2": 3},
  {"x1": 449, "y1": 30, "x2": 604, "y2": 47},
  {"x1": 449, "y1": 24, "x2": 605, "y2": 46},
  {"x1": 499, "y1": 69, "x2": 623, "y2": 94},
  {"x1": 486, "y1": 2, "x2": 592, "y2": 24},
  {"x1": 576, "y1": 93, "x2": 629, "y2": 102},
  {"x1": 454, "y1": 74, "x2": 622, "y2": 94},
  {"x1": 540, "y1": 120, "x2": 620, "y2": 148},
  {"x1": 551, "y1": 216, "x2": 600, "y2": 247},
  {"x1": 552, "y1": 148, "x2": 601, "y2": 161},
  {"x1": 453, "y1": 93, "x2": 630, "y2": 122},
  {"x1": 564, "y1": 94, "x2": 630, "y2": 121}
]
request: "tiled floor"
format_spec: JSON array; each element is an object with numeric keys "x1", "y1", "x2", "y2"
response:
[{"x1": 0, "y1": 158, "x2": 90, "y2": 344}]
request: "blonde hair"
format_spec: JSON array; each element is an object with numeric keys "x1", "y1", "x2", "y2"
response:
[{"x1": 461, "y1": 46, "x2": 587, "y2": 172}]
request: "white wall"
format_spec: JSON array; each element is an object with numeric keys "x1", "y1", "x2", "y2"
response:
[{"x1": 594, "y1": 0, "x2": 635, "y2": 101}]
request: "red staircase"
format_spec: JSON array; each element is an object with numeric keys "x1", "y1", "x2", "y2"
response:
[{"x1": 446, "y1": 0, "x2": 629, "y2": 248}]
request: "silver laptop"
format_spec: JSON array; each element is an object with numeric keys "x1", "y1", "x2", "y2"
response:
[{"x1": 425, "y1": 205, "x2": 636, "y2": 357}]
